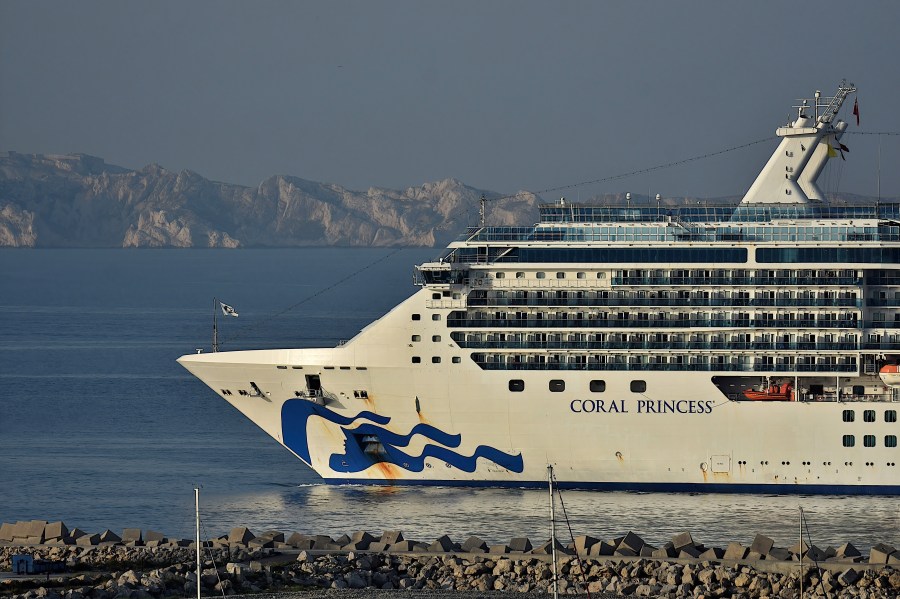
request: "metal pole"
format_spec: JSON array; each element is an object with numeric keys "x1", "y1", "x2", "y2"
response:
[
  {"x1": 212, "y1": 298, "x2": 218, "y2": 353},
  {"x1": 196, "y1": 487, "x2": 201, "y2": 599},
  {"x1": 799, "y1": 507, "x2": 803, "y2": 599},
  {"x1": 548, "y1": 464, "x2": 559, "y2": 599}
]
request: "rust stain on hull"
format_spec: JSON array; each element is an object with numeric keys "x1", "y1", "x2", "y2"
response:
[{"x1": 373, "y1": 461, "x2": 399, "y2": 480}]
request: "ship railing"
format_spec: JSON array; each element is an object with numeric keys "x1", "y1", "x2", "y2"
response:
[
  {"x1": 471, "y1": 361, "x2": 857, "y2": 372},
  {"x1": 467, "y1": 297, "x2": 862, "y2": 308},
  {"x1": 612, "y1": 276, "x2": 862, "y2": 286},
  {"x1": 453, "y1": 340, "x2": 863, "y2": 351},
  {"x1": 425, "y1": 299, "x2": 468, "y2": 309},
  {"x1": 448, "y1": 317, "x2": 860, "y2": 329}
]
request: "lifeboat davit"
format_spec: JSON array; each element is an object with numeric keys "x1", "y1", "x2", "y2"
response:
[
  {"x1": 879, "y1": 364, "x2": 900, "y2": 387},
  {"x1": 743, "y1": 382, "x2": 794, "y2": 401}
]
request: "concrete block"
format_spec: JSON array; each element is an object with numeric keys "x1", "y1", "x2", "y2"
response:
[
  {"x1": 23, "y1": 536, "x2": 43, "y2": 545},
  {"x1": 228, "y1": 527, "x2": 255, "y2": 545},
  {"x1": 825, "y1": 546, "x2": 837, "y2": 558},
  {"x1": 27, "y1": 520, "x2": 48, "y2": 541},
  {"x1": 121, "y1": 528, "x2": 142, "y2": 543},
  {"x1": 285, "y1": 532, "x2": 308, "y2": 547},
  {"x1": 869, "y1": 543, "x2": 896, "y2": 565},
  {"x1": 837, "y1": 568, "x2": 859, "y2": 586},
  {"x1": 589, "y1": 541, "x2": 616, "y2": 557},
  {"x1": 672, "y1": 532, "x2": 694, "y2": 551},
  {"x1": 391, "y1": 540, "x2": 416, "y2": 552},
  {"x1": 750, "y1": 534, "x2": 774, "y2": 556},
  {"x1": 572, "y1": 535, "x2": 599, "y2": 555},
  {"x1": 380, "y1": 530, "x2": 404, "y2": 544},
  {"x1": 311, "y1": 535, "x2": 335, "y2": 549},
  {"x1": 807, "y1": 545, "x2": 828, "y2": 561},
  {"x1": 342, "y1": 540, "x2": 368, "y2": 551},
  {"x1": 768, "y1": 547, "x2": 791, "y2": 561},
  {"x1": 43, "y1": 521, "x2": 68, "y2": 541},
  {"x1": 413, "y1": 542, "x2": 429, "y2": 552},
  {"x1": 532, "y1": 538, "x2": 567, "y2": 555},
  {"x1": 699, "y1": 548, "x2": 724, "y2": 560},
  {"x1": 429, "y1": 535, "x2": 456, "y2": 552},
  {"x1": 0, "y1": 522, "x2": 13, "y2": 542},
  {"x1": 68, "y1": 528, "x2": 88, "y2": 540},
  {"x1": 145, "y1": 540, "x2": 161, "y2": 548},
  {"x1": 144, "y1": 530, "x2": 166, "y2": 543},
  {"x1": 887, "y1": 551, "x2": 900, "y2": 565},
  {"x1": 368, "y1": 541, "x2": 390, "y2": 552},
  {"x1": 788, "y1": 541, "x2": 809, "y2": 556},
  {"x1": 836, "y1": 542, "x2": 861, "y2": 558},
  {"x1": 678, "y1": 546, "x2": 702, "y2": 559},
  {"x1": 508, "y1": 537, "x2": 533, "y2": 552},
  {"x1": 615, "y1": 547, "x2": 637, "y2": 557},
  {"x1": 651, "y1": 547, "x2": 673, "y2": 559},
  {"x1": 462, "y1": 535, "x2": 488, "y2": 553},
  {"x1": 489, "y1": 544, "x2": 510, "y2": 554},
  {"x1": 334, "y1": 533, "x2": 350, "y2": 546},
  {"x1": 722, "y1": 543, "x2": 747, "y2": 559},
  {"x1": 294, "y1": 539, "x2": 315, "y2": 550},
  {"x1": 10, "y1": 521, "x2": 31, "y2": 539},
  {"x1": 248, "y1": 537, "x2": 275, "y2": 549},
  {"x1": 640, "y1": 544, "x2": 657, "y2": 557},
  {"x1": 350, "y1": 531, "x2": 376, "y2": 546},
  {"x1": 619, "y1": 531, "x2": 645, "y2": 554},
  {"x1": 746, "y1": 551, "x2": 764, "y2": 560},
  {"x1": 260, "y1": 530, "x2": 285, "y2": 543}
]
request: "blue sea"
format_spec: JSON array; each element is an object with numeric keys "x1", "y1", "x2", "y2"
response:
[{"x1": 1, "y1": 249, "x2": 899, "y2": 551}]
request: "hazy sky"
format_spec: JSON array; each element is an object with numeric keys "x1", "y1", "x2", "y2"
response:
[{"x1": 2, "y1": 1, "x2": 898, "y2": 199}]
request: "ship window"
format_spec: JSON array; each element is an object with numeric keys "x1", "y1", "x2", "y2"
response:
[
  {"x1": 886, "y1": 410, "x2": 897, "y2": 423},
  {"x1": 432, "y1": 314, "x2": 441, "y2": 321},
  {"x1": 432, "y1": 357, "x2": 441, "y2": 363},
  {"x1": 412, "y1": 314, "x2": 421, "y2": 321},
  {"x1": 496, "y1": 272, "x2": 505, "y2": 279},
  {"x1": 549, "y1": 379, "x2": 565, "y2": 392},
  {"x1": 887, "y1": 435, "x2": 898, "y2": 448},
  {"x1": 452, "y1": 357, "x2": 461, "y2": 364},
  {"x1": 516, "y1": 272, "x2": 525, "y2": 279},
  {"x1": 843, "y1": 435, "x2": 855, "y2": 447},
  {"x1": 864, "y1": 410, "x2": 876, "y2": 423},
  {"x1": 509, "y1": 379, "x2": 525, "y2": 392},
  {"x1": 432, "y1": 293, "x2": 441, "y2": 299},
  {"x1": 864, "y1": 435, "x2": 876, "y2": 448},
  {"x1": 842, "y1": 410, "x2": 855, "y2": 423},
  {"x1": 277, "y1": 365, "x2": 287, "y2": 369},
  {"x1": 411, "y1": 335, "x2": 421, "y2": 342},
  {"x1": 536, "y1": 272, "x2": 546, "y2": 279},
  {"x1": 597, "y1": 272, "x2": 606, "y2": 279},
  {"x1": 556, "y1": 272, "x2": 565, "y2": 279},
  {"x1": 630, "y1": 380, "x2": 647, "y2": 393},
  {"x1": 853, "y1": 385, "x2": 865, "y2": 395},
  {"x1": 412, "y1": 356, "x2": 421, "y2": 363},
  {"x1": 432, "y1": 335, "x2": 441, "y2": 342},
  {"x1": 589, "y1": 380, "x2": 606, "y2": 392},
  {"x1": 577, "y1": 272, "x2": 586, "y2": 279}
]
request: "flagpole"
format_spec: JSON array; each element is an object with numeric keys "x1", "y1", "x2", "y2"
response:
[{"x1": 213, "y1": 297, "x2": 218, "y2": 353}]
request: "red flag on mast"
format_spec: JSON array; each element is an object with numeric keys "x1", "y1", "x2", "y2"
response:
[{"x1": 852, "y1": 97, "x2": 860, "y2": 126}]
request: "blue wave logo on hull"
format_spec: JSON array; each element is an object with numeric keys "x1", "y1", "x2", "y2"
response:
[{"x1": 281, "y1": 400, "x2": 523, "y2": 475}]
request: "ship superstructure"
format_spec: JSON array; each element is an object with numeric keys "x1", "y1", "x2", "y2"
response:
[{"x1": 179, "y1": 81, "x2": 900, "y2": 494}]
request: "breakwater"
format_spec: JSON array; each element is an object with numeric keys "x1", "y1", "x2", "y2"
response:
[{"x1": 3, "y1": 521, "x2": 900, "y2": 598}]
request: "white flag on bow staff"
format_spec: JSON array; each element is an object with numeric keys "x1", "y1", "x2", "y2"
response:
[{"x1": 220, "y1": 301, "x2": 239, "y2": 317}]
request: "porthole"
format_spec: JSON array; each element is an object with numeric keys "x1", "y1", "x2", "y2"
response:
[
  {"x1": 432, "y1": 335, "x2": 441, "y2": 342},
  {"x1": 536, "y1": 272, "x2": 546, "y2": 279},
  {"x1": 843, "y1": 435, "x2": 855, "y2": 448},
  {"x1": 411, "y1": 356, "x2": 421, "y2": 364},
  {"x1": 451, "y1": 357, "x2": 461, "y2": 364},
  {"x1": 556, "y1": 272, "x2": 566, "y2": 279},
  {"x1": 432, "y1": 314, "x2": 441, "y2": 321},
  {"x1": 630, "y1": 380, "x2": 647, "y2": 393},
  {"x1": 516, "y1": 272, "x2": 525, "y2": 279},
  {"x1": 864, "y1": 435, "x2": 876, "y2": 447},
  {"x1": 432, "y1": 357, "x2": 441, "y2": 364},
  {"x1": 864, "y1": 410, "x2": 876, "y2": 423},
  {"x1": 412, "y1": 314, "x2": 421, "y2": 321},
  {"x1": 577, "y1": 272, "x2": 586, "y2": 279},
  {"x1": 886, "y1": 435, "x2": 898, "y2": 448},
  {"x1": 549, "y1": 379, "x2": 566, "y2": 392},
  {"x1": 886, "y1": 410, "x2": 897, "y2": 423},
  {"x1": 411, "y1": 335, "x2": 421, "y2": 342},
  {"x1": 509, "y1": 379, "x2": 525, "y2": 392},
  {"x1": 842, "y1": 409, "x2": 855, "y2": 423},
  {"x1": 589, "y1": 380, "x2": 606, "y2": 393}
]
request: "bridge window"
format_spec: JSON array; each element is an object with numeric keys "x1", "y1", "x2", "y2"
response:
[
  {"x1": 549, "y1": 380, "x2": 565, "y2": 392},
  {"x1": 886, "y1": 410, "x2": 897, "y2": 423},
  {"x1": 864, "y1": 435, "x2": 876, "y2": 448},
  {"x1": 843, "y1": 435, "x2": 855, "y2": 447},
  {"x1": 842, "y1": 410, "x2": 855, "y2": 423},
  {"x1": 509, "y1": 379, "x2": 525, "y2": 392},
  {"x1": 589, "y1": 380, "x2": 606, "y2": 393},
  {"x1": 630, "y1": 380, "x2": 647, "y2": 393},
  {"x1": 886, "y1": 435, "x2": 898, "y2": 448},
  {"x1": 864, "y1": 410, "x2": 876, "y2": 423}
]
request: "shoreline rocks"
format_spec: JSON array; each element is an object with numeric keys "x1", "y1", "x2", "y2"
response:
[{"x1": 3, "y1": 522, "x2": 900, "y2": 598}]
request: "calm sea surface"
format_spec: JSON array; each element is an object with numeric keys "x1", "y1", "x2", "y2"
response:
[{"x1": 1, "y1": 249, "x2": 898, "y2": 550}]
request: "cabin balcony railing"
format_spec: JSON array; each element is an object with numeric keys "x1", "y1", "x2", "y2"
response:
[
  {"x1": 448, "y1": 317, "x2": 861, "y2": 329},
  {"x1": 454, "y1": 340, "x2": 864, "y2": 351},
  {"x1": 472, "y1": 361, "x2": 857, "y2": 373},
  {"x1": 467, "y1": 297, "x2": 861, "y2": 308},
  {"x1": 611, "y1": 276, "x2": 862, "y2": 286}
]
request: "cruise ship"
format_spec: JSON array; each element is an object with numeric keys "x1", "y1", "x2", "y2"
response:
[{"x1": 179, "y1": 80, "x2": 900, "y2": 494}]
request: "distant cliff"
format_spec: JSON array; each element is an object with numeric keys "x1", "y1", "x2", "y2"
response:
[{"x1": 0, "y1": 152, "x2": 539, "y2": 248}]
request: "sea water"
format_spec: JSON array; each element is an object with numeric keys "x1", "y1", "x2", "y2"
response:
[{"x1": 1, "y1": 249, "x2": 898, "y2": 550}]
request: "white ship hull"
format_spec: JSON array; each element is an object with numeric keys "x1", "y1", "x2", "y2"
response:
[{"x1": 179, "y1": 81, "x2": 900, "y2": 494}]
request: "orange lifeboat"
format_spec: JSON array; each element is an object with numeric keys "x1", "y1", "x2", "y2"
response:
[
  {"x1": 743, "y1": 381, "x2": 794, "y2": 401},
  {"x1": 879, "y1": 364, "x2": 900, "y2": 387}
]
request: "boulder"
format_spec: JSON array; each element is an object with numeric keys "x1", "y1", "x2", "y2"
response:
[{"x1": 121, "y1": 528, "x2": 143, "y2": 543}]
